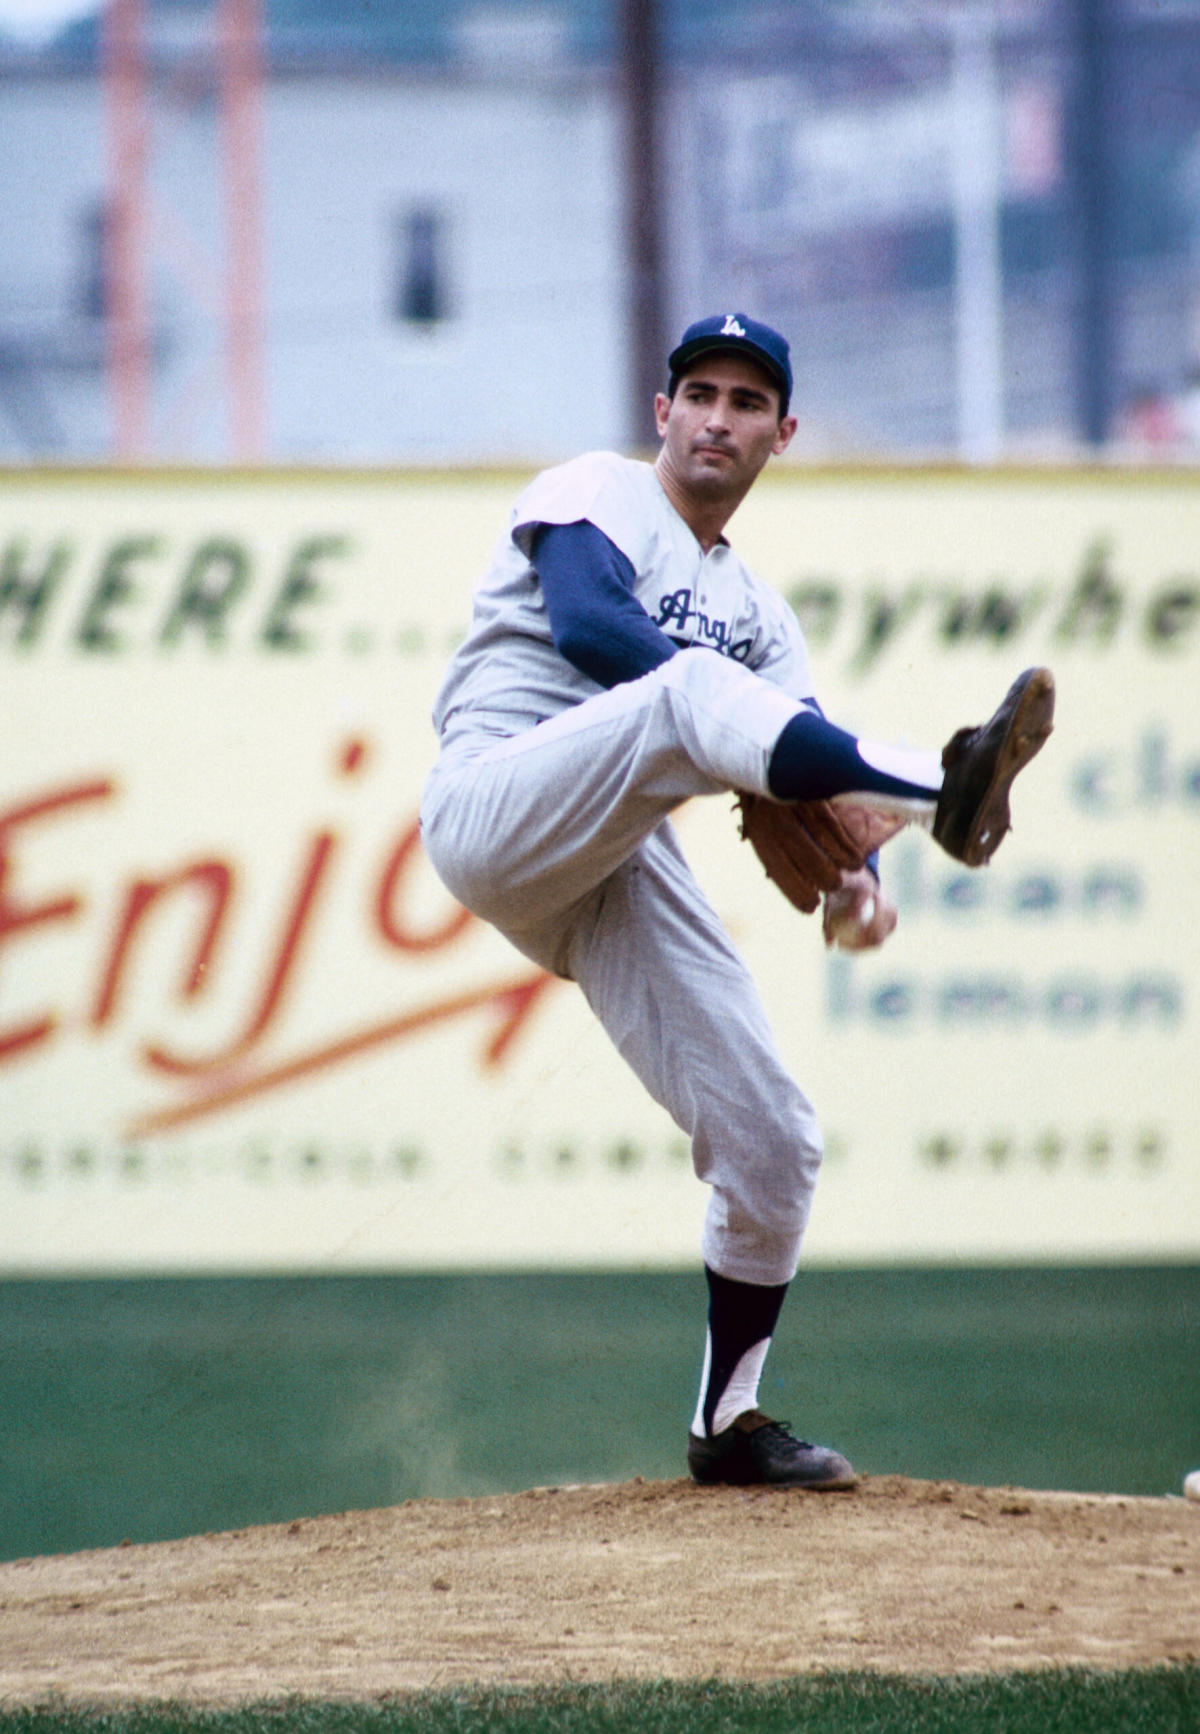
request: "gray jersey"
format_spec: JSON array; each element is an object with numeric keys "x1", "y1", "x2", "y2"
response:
[{"x1": 432, "y1": 451, "x2": 813, "y2": 748}]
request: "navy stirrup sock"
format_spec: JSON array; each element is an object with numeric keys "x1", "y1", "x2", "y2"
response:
[
  {"x1": 767, "y1": 708, "x2": 937, "y2": 804},
  {"x1": 698, "y1": 1265, "x2": 789, "y2": 1437}
]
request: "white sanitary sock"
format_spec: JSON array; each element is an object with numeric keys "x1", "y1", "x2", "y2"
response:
[{"x1": 690, "y1": 1333, "x2": 772, "y2": 1436}]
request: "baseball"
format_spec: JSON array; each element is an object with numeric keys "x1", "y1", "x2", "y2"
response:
[
  {"x1": 826, "y1": 894, "x2": 876, "y2": 951},
  {"x1": 1185, "y1": 1469, "x2": 1200, "y2": 1502}
]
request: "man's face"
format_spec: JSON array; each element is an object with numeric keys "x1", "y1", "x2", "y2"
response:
[{"x1": 654, "y1": 353, "x2": 796, "y2": 502}]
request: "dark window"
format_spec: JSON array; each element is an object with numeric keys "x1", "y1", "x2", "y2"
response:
[
  {"x1": 393, "y1": 205, "x2": 448, "y2": 325},
  {"x1": 77, "y1": 197, "x2": 109, "y2": 321}
]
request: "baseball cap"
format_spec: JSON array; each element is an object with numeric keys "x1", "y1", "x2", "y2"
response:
[{"x1": 667, "y1": 313, "x2": 792, "y2": 412}]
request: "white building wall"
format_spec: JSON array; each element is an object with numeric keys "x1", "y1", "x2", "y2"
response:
[
  {"x1": 264, "y1": 72, "x2": 627, "y2": 463},
  {"x1": 0, "y1": 73, "x2": 111, "y2": 455},
  {"x1": 0, "y1": 64, "x2": 629, "y2": 463}
]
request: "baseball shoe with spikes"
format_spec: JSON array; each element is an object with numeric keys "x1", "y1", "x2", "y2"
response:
[
  {"x1": 687, "y1": 1409, "x2": 858, "y2": 1490},
  {"x1": 934, "y1": 667, "x2": 1055, "y2": 867}
]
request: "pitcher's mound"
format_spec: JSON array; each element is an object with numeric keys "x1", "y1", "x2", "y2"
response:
[{"x1": 2, "y1": 1474, "x2": 1197, "y2": 1702}]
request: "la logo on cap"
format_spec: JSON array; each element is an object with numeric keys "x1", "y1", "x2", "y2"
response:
[{"x1": 720, "y1": 315, "x2": 747, "y2": 337}]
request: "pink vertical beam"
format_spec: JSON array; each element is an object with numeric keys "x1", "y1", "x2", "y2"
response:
[
  {"x1": 219, "y1": 0, "x2": 265, "y2": 460},
  {"x1": 102, "y1": 0, "x2": 150, "y2": 458}
]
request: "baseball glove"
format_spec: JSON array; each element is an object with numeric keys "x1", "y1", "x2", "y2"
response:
[{"x1": 735, "y1": 793, "x2": 909, "y2": 915}]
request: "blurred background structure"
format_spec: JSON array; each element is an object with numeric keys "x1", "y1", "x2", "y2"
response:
[{"x1": 2, "y1": 0, "x2": 1200, "y2": 466}]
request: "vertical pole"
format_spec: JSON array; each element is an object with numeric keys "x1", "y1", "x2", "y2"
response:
[
  {"x1": 219, "y1": 0, "x2": 265, "y2": 461},
  {"x1": 1073, "y1": 0, "x2": 1115, "y2": 448},
  {"x1": 102, "y1": 0, "x2": 150, "y2": 459},
  {"x1": 621, "y1": 0, "x2": 667, "y2": 448},
  {"x1": 950, "y1": 3, "x2": 1005, "y2": 463}
]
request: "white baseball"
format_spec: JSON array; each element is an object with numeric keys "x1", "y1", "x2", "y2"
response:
[
  {"x1": 827, "y1": 893, "x2": 875, "y2": 950},
  {"x1": 1185, "y1": 1469, "x2": 1200, "y2": 1502}
]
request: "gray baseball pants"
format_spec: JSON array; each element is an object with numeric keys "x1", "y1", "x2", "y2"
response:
[{"x1": 419, "y1": 649, "x2": 824, "y2": 1286}]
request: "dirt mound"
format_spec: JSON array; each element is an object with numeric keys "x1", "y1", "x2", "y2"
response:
[{"x1": 1, "y1": 1475, "x2": 1197, "y2": 1703}]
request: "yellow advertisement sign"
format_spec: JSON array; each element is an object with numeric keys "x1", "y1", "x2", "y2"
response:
[{"x1": 1, "y1": 465, "x2": 1196, "y2": 1270}]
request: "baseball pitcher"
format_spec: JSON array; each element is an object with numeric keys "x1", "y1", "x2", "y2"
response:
[{"x1": 421, "y1": 313, "x2": 1054, "y2": 1489}]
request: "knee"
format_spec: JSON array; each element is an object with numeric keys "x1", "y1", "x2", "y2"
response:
[
  {"x1": 695, "y1": 1091, "x2": 823, "y2": 1238},
  {"x1": 649, "y1": 648, "x2": 798, "y2": 794},
  {"x1": 654, "y1": 646, "x2": 749, "y2": 710},
  {"x1": 750, "y1": 1129, "x2": 824, "y2": 1239},
  {"x1": 701, "y1": 1124, "x2": 823, "y2": 1285},
  {"x1": 418, "y1": 797, "x2": 477, "y2": 911}
]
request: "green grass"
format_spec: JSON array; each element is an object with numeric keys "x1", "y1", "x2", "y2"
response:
[
  {"x1": 1, "y1": 1266, "x2": 1198, "y2": 1561},
  {"x1": 3, "y1": 1669, "x2": 1200, "y2": 1732}
]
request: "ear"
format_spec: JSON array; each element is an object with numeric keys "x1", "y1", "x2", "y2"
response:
[
  {"x1": 772, "y1": 414, "x2": 798, "y2": 456},
  {"x1": 653, "y1": 391, "x2": 672, "y2": 438}
]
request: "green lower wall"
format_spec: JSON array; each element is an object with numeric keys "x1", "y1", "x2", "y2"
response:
[{"x1": 3, "y1": 1265, "x2": 1198, "y2": 1561}]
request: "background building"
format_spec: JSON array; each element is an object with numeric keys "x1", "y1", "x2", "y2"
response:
[{"x1": 3, "y1": 0, "x2": 1200, "y2": 464}]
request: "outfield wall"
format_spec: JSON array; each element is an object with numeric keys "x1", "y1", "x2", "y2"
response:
[{"x1": 1, "y1": 464, "x2": 1197, "y2": 1271}]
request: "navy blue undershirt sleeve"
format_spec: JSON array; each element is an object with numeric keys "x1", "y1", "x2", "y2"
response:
[{"x1": 530, "y1": 520, "x2": 678, "y2": 689}]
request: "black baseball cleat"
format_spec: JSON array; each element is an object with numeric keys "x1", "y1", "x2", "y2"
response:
[
  {"x1": 933, "y1": 667, "x2": 1055, "y2": 867},
  {"x1": 687, "y1": 1409, "x2": 858, "y2": 1490}
]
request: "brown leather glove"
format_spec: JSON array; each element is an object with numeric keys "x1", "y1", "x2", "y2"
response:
[{"x1": 736, "y1": 794, "x2": 909, "y2": 916}]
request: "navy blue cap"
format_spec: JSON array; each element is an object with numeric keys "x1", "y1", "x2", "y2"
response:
[{"x1": 667, "y1": 313, "x2": 792, "y2": 412}]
